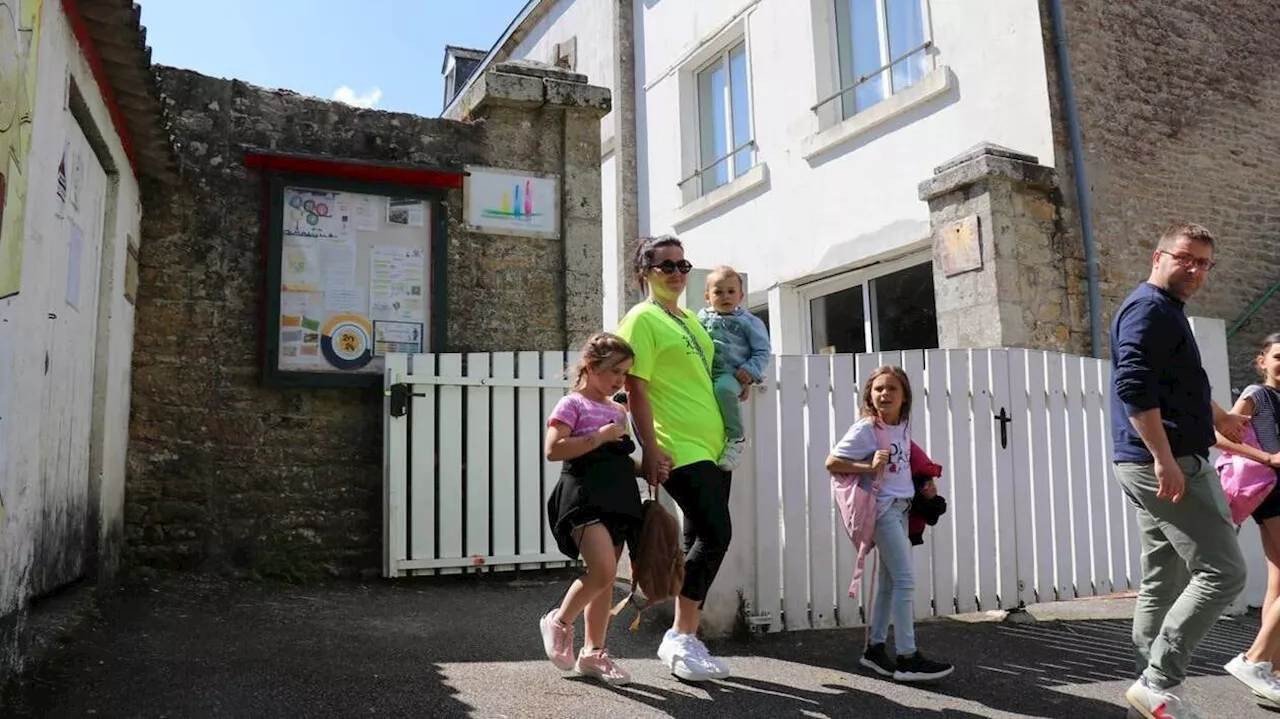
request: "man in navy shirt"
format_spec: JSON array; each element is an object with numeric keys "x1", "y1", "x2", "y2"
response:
[{"x1": 1111, "y1": 221, "x2": 1250, "y2": 719}]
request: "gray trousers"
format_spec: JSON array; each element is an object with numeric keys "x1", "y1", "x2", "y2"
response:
[{"x1": 1113, "y1": 455, "x2": 1247, "y2": 688}]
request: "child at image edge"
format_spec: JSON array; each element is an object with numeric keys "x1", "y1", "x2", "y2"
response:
[
  {"x1": 539, "y1": 333, "x2": 644, "y2": 686},
  {"x1": 826, "y1": 365, "x2": 955, "y2": 683},
  {"x1": 697, "y1": 266, "x2": 771, "y2": 471}
]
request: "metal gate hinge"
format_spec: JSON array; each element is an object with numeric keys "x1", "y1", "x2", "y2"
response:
[{"x1": 386, "y1": 383, "x2": 410, "y2": 418}]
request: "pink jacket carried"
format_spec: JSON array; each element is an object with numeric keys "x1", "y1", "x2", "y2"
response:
[
  {"x1": 1216, "y1": 423, "x2": 1277, "y2": 525},
  {"x1": 830, "y1": 421, "x2": 890, "y2": 598}
]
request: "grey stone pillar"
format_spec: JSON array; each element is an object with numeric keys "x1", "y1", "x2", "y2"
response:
[
  {"x1": 455, "y1": 60, "x2": 612, "y2": 349},
  {"x1": 614, "y1": 0, "x2": 642, "y2": 311},
  {"x1": 918, "y1": 143, "x2": 1073, "y2": 351}
]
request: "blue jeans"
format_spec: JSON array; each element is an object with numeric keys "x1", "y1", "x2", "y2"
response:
[
  {"x1": 870, "y1": 498, "x2": 916, "y2": 655},
  {"x1": 712, "y1": 372, "x2": 744, "y2": 440}
]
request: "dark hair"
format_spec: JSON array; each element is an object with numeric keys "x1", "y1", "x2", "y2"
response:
[
  {"x1": 1158, "y1": 221, "x2": 1216, "y2": 250},
  {"x1": 572, "y1": 332, "x2": 635, "y2": 392},
  {"x1": 1256, "y1": 333, "x2": 1280, "y2": 377},
  {"x1": 631, "y1": 235, "x2": 684, "y2": 292},
  {"x1": 859, "y1": 365, "x2": 913, "y2": 425}
]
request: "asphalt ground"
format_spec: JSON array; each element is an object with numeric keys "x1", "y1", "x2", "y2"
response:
[{"x1": 3, "y1": 570, "x2": 1277, "y2": 718}]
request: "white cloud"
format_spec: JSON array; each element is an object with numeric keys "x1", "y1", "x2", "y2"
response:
[{"x1": 331, "y1": 86, "x2": 383, "y2": 109}]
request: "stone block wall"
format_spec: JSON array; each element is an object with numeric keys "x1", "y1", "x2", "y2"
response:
[
  {"x1": 1041, "y1": 0, "x2": 1280, "y2": 386},
  {"x1": 127, "y1": 64, "x2": 607, "y2": 575}
]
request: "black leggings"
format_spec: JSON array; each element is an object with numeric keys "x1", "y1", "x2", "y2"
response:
[{"x1": 664, "y1": 461, "x2": 732, "y2": 604}]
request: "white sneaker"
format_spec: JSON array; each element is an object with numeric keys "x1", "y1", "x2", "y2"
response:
[
  {"x1": 718, "y1": 438, "x2": 746, "y2": 471},
  {"x1": 1125, "y1": 676, "x2": 1204, "y2": 719},
  {"x1": 657, "y1": 630, "x2": 730, "y2": 681},
  {"x1": 1225, "y1": 652, "x2": 1280, "y2": 707},
  {"x1": 686, "y1": 633, "x2": 730, "y2": 679}
]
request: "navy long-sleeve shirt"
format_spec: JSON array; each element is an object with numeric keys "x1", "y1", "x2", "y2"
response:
[{"x1": 1109, "y1": 282, "x2": 1215, "y2": 463}]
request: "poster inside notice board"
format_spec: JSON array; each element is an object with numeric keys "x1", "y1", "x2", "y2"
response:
[{"x1": 274, "y1": 185, "x2": 430, "y2": 377}]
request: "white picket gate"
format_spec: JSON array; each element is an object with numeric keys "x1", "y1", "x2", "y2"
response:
[
  {"x1": 737, "y1": 349, "x2": 1140, "y2": 633},
  {"x1": 380, "y1": 348, "x2": 1141, "y2": 624},
  {"x1": 381, "y1": 351, "x2": 581, "y2": 576}
]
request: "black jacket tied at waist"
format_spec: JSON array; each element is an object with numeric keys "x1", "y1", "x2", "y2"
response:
[{"x1": 546, "y1": 438, "x2": 643, "y2": 559}]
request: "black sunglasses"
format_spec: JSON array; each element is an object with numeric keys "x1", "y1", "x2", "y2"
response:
[{"x1": 648, "y1": 260, "x2": 693, "y2": 275}]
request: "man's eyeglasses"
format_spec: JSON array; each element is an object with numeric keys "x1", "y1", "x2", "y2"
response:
[
  {"x1": 1158, "y1": 250, "x2": 1215, "y2": 272},
  {"x1": 648, "y1": 260, "x2": 693, "y2": 275}
]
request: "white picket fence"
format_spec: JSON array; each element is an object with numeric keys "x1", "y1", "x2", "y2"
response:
[
  {"x1": 737, "y1": 349, "x2": 1140, "y2": 633},
  {"x1": 380, "y1": 348, "x2": 1141, "y2": 624},
  {"x1": 381, "y1": 351, "x2": 583, "y2": 576}
]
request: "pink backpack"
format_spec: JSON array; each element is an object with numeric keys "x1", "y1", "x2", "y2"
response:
[
  {"x1": 831, "y1": 421, "x2": 891, "y2": 598},
  {"x1": 1216, "y1": 422, "x2": 1277, "y2": 525}
]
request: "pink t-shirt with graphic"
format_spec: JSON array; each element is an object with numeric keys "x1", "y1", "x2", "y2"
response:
[{"x1": 547, "y1": 392, "x2": 627, "y2": 437}]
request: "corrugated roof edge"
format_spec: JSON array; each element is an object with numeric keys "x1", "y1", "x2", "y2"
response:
[{"x1": 71, "y1": 0, "x2": 178, "y2": 183}]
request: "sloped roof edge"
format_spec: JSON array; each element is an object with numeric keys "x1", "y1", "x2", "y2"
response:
[
  {"x1": 440, "y1": 45, "x2": 489, "y2": 74},
  {"x1": 66, "y1": 0, "x2": 177, "y2": 183},
  {"x1": 440, "y1": 0, "x2": 559, "y2": 118}
]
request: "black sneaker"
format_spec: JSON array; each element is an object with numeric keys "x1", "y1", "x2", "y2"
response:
[
  {"x1": 894, "y1": 651, "x2": 954, "y2": 683},
  {"x1": 859, "y1": 643, "x2": 896, "y2": 677}
]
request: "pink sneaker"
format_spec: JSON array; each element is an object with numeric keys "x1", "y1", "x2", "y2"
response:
[
  {"x1": 539, "y1": 610, "x2": 575, "y2": 671},
  {"x1": 576, "y1": 647, "x2": 631, "y2": 686}
]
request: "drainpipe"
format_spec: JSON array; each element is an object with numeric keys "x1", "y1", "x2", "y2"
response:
[
  {"x1": 1048, "y1": 0, "x2": 1103, "y2": 358},
  {"x1": 614, "y1": 0, "x2": 641, "y2": 313}
]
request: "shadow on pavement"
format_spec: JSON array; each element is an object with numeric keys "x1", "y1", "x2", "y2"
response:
[
  {"x1": 709, "y1": 620, "x2": 1127, "y2": 718},
  {"x1": 2, "y1": 574, "x2": 481, "y2": 718},
  {"x1": 1, "y1": 570, "x2": 1263, "y2": 718},
  {"x1": 587, "y1": 674, "x2": 991, "y2": 718},
  {"x1": 708, "y1": 607, "x2": 1262, "y2": 719}
]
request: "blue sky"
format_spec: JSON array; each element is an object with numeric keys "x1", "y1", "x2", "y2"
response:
[{"x1": 138, "y1": 0, "x2": 530, "y2": 117}]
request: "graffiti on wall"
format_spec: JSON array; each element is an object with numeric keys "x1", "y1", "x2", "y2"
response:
[{"x1": 0, "y1": 0, "x2": 43, "y2": 298}]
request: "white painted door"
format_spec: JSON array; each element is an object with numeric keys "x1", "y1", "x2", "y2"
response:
[{"x1": 34, "y1": 118, "x2": 107, "y2": 594}]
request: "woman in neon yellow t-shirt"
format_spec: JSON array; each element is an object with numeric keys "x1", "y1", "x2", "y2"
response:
[{"x1": 616, "y1": 235, "x2": 733, "y2": 684}]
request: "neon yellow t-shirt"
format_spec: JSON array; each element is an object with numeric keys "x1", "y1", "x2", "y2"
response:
[{"x1": 616, "y1": 302, "x2": 726, "y2": 469}]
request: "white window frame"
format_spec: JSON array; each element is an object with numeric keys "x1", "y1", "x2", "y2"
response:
[
  {"x1": 676, "y1": 20, "x2": 759, "y2": 208},
  {"x1": 811, "y1": 0, "x2": 935, "y2": 130},
  {"x1": 690, "y1": 41, "x2": 755, "y2": 198},
  {"x1": 799, "y1": 250, "x2": 934, "y2": 354}
]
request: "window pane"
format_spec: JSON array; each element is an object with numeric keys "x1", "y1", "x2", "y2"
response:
[
  {"x1": 834, "y1": 0, "x2": 856, "y2": 119},
  {"x1": 697, "y1": 60, "x2": 729, "y2": 191},
  {"x1": 886, "y1": 0, "x2": 926, "y2": 92},
  {"x1": 847, "y1": 0, "x2": 887, "y2": 113},
  {"x1": 728, "y1": 43, "x2": 753, "y2": 179},
  {"x1": 873, "y1": 263, "x2": 938, "y2": 351},
  {"x1": 811, "y1": 285, "x2": 867, "y2": 354}
]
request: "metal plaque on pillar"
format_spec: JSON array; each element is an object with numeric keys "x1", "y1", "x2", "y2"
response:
[{"x1": 939, "y1": 215, "x2": 983, "y2": 277}]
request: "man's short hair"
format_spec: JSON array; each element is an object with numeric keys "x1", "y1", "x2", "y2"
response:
[{"x1": 1158, "y1": 221, "x2": 1216, "y2": 250}]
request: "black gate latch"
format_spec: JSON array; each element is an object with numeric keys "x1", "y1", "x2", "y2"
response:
[{"x1": 387, "y1": 383, "x2": 410, "y2": 418}]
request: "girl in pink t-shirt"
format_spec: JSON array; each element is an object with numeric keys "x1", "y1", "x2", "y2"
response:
[{"x1": 539, "y1": 333, "x2": 642, "y2": 685}]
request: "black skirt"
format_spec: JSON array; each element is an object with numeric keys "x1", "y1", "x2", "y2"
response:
[{"x1": 546, "y1": 438, "x2": 644, "y2": 560}]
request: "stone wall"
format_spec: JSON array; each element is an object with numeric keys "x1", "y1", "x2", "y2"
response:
[
  {"x1": 127, "y1": 64, "x2": 608, "y2": 575},
  {"x1": 1041, "y1": 0, "x2": 1280, "y2": 386}
]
